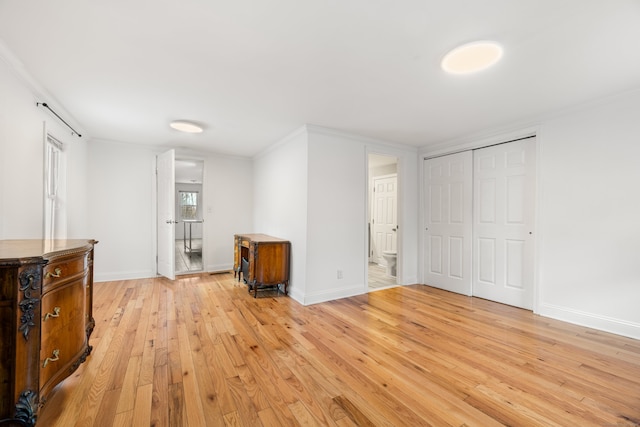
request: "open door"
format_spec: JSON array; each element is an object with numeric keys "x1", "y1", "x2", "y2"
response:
[{"x1": 157, "y1": 149, "x2": 176, "y2": 280}]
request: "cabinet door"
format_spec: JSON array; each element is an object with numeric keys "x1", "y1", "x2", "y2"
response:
[
  {"x1": 39, "y1": 278, "x2": 87, "y2": 395},
  {"x1": 253, "y1": 243, "x2": 290, "y2": 285}
]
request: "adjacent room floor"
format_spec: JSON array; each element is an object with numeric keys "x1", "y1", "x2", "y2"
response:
[
  {"x1": 368, "y1": 262, "x2": 396, "y2": 290},
  {"x1": 175, "y1": 238, "x2": 202, "y2": 273}
]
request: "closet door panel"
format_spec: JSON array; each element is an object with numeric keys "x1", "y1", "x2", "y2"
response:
[
  {"x1": 423, "y1": 151, "x2": 473, "y2": 295},
  {"x1": 473, "y1": 138, "x2": 536, "y2": 309}
]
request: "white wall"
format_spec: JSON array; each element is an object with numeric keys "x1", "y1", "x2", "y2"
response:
[
  {"x1": 305, "y1": 129, "x2": 367, "y2": 303},
  {"x1": 88, "y1": 140, "x2": 253, "y2": 281},
  {"x1": 252, "y1": 127, "x2": 308, "y2": 302},
  {"x1": 0, "y1": 52, "x2": 87, "y2": 240},
  {"x1": 537, "y1": 89, "x2": 640, "y2": 339},
  {"x1": 305, "y1": 127, "x2": 419, "y2": 304},
  {"x1": 87, "y1": 140, "x2": 156, "y2": 280},
  {"x1": 65, "y1": 133, "x2": 90, "y2": 237},
  {"x1": 203, "y1": 154, "x2": 253, "y2": 272},
  {"x1": 253, "y1": 125, "x2": 419, "y2": 305}
]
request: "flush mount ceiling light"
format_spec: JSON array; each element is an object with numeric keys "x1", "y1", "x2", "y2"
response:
[
  {"x1": 441, "y1": 41, "x2": 503, "y2": 75},
  {"x1": 169, "y1": 120, "x2": 203, "y2": 133}
]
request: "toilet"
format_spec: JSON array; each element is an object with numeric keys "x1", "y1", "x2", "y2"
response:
[{"x1": 382, "y1": 251, "x2": 397, "y2": 277}]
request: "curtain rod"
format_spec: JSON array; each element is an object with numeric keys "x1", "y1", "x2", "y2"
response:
[{"x1": 36, "y1": 102, "x2": 82, "y2": 137}]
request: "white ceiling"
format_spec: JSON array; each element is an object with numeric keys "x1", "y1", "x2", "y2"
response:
[{"x1": 1, "y1": 1, "x2": 639, "y2": 157}]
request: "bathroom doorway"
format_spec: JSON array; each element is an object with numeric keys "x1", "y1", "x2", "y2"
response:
[
  {"x1": 367, "y1": 153, "x2": 399, "y2": 291},
  {"x1": 175, "y1": 159, "x2": 204, "y2": 274}
]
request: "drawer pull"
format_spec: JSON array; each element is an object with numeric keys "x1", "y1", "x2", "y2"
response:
[
  {"x1": 43, "y1": 349, "x2": 60, "y2": 368},
  {"x1": 43, "y1": 306, "x2": 61, "y2": 321},
  {"x1": 45, "y1": 267, "x2": 63, "y2": 279}
]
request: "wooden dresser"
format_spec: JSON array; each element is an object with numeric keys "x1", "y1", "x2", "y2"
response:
[
  {"x1": 0, "y1": 239, "x2": 97, "y2": 426},
  {"x1": 233, "y1": 234, "x2": 290, "y2": 297}
]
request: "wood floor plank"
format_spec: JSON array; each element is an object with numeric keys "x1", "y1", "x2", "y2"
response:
[
  {"x1": 176, "y1": 323, "x2": 208, "y2": 427},
  {"x1": 37, "y1": 274, "x2": 640, "y2": 427},
  {"x1": 150, "y1": 360, "x2": 169, "y2": 427},
  {"x1": 131, "y1": 383, "x2": 153, "y2": 427}
]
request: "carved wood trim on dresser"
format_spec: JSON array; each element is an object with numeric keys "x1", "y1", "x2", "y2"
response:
[{"x1": 0, "y1": 240, "x2": 97, "y2": 426}]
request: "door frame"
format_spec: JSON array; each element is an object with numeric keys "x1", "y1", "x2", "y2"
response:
[
  {"x1": 419, "y1": 130, "x2": 540, "y2": 313},
  {"x1": 154, "y1": 151, "x2": 207, "y2": 278}
]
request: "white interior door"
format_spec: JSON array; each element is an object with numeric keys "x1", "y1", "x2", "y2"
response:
[
  {"x1": 157, "y1": 149, "x2": 176, "y2": 280},
  {"x1": 423, "y1": 151, "x2": 473, "y2": 295},
  {"x1": 372, "y1": 174, "x2": 397, "y2": 265},
  {"x1": 473, "y1": 138, "x2": 536, "y2": 309}
]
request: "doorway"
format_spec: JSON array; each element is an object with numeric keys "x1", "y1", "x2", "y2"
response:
[
  {"x1": 423, "y1": 137, "x2": 536, "y2": 309},
  {"x1": 157, "y1": 149, "x2": 205, "y2": 280},
  {"x1": 175, "y1": 159, "x2": 204, "y2": 274},
  {"x1": 368, "y1": 153, "x2": 399, "y2": 291}
]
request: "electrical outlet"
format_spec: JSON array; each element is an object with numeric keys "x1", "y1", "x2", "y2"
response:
[{"x1": 337, "y1": 269, "x2": 343, "y2": 279}]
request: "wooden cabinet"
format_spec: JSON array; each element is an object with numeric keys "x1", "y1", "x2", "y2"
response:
[
  {"x1": 0, "y1": 239, "x2": 97, "y2": 426},
  {"x1": 233, "y1": 234, "x2": 290, "y2": 297}
]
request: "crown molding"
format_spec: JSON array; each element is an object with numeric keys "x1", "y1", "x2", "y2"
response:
[
  {"x1": 306, "y1": 124, "x2": 418, "y2": 153},
  {"x1": 419, "y1": 85, "x2": 640, "y2": 159},
  {"x1": 0, "y1": 39, "x2": 47, "y2": 99},
  {"x1": 0, "y1": 38, "x2": 86, "y2": 137},
  {"x1": 252, "y1": 124, "x2": 309, "y2": 160}
]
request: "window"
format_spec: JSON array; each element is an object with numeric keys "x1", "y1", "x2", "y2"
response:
[
  {"x1": 179, "y1": 191, "x2": 198, "y2": 220},
  {"x1": 44, "y1": 133, "x2": 66, "y2": 239}
]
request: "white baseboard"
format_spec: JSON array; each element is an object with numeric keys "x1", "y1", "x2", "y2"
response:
[
  {"x1": 301, "y1": 284, "x2": 366, "y2": 306},
  {"x1": 400, "y1": 275, "x2": 419, "y2": 285},
  {"x1": 95, "y1": 269, "x2": 156, "y2": 282},
  {"x1": 206, "y1": 263, "x2": 234, "y2": 273},
  {"x1": 538, "y1": 302, "x2": 640, "y2": 340}
]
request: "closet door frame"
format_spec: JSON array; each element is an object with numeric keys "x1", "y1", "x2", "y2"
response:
[{"x1": 421, "y1": 133, "x2": 538, "y2": 311}]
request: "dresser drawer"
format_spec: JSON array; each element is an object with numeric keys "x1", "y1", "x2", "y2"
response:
[
  {"x1": 39, "y1": 311, "x2": 87, "y2": 393},
  {"x1": 43, "y1": 252, "x2": 88, "y2": 291},
  {"x1": 41, "y1": 277, "x2": 86, "y2": 337}
]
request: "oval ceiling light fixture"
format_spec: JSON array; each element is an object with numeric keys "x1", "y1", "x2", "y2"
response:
[
  {"x1": 441, "y1": 41, "x2": 503, "y2": 75},
  {"x1": 170, "y1": 120, "x2": 203, "y2": 133}
]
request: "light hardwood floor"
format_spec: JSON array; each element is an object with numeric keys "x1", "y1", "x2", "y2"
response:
[{"x1": 38, "y1": 273, "x2": 640, "y2": 426}]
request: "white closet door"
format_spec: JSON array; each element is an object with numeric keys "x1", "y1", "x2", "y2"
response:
[
  {"x1": 473, "y1": 138, "x2": 536, "y2": 309},
  {"x1": 423, "y1": 151, "x2": 473, "y2": 295}
]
